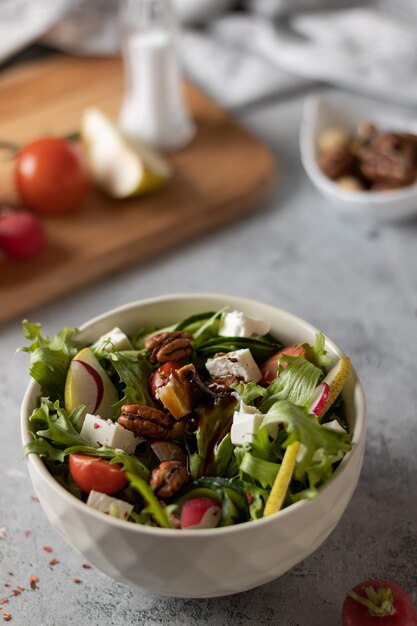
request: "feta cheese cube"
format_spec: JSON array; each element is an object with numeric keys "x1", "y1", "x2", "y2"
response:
[
  {"x1": 92, "y1": 327, "x2": 132, "y2": 352},
  {"x1": 205, "y1": 349, "x2": 262, "y2": 383},
  {"x1": 231, "y1": 404, "x2": 264, "y2": 445},
  {"x1": 218, "y1": 310, "x2": 270, "y2": 338},
  {"x1": 87, "y1": 490, "x2": 133, "y2": 520},
  {"x1": 81, "y1": 413, "x2": 140, "y2": 454}
]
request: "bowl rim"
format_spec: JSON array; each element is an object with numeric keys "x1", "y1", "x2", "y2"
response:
[
  {"x1": 300, "y1": 91, "x2": 417, "y2": 206},
  {"x1": 21, "y1": 292, "x2": 367, "y2": 538}
]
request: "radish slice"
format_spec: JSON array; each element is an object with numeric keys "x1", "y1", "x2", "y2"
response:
[
  {"x1": 180, "y1": 497, "x2": 222, "y2": 529},
  {"x1": 309, "y1": 382, "x2": 330, "y2": 416},
  {"x1": 309, "y1": 357, "x2": 351, "y2": 421}
]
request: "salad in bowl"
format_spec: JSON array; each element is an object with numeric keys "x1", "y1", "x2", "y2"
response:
[{"x1": 22, "y1": 304, "x2": 353, "y2": 531}]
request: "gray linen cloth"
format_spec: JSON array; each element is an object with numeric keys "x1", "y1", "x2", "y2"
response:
[{"x1": 1, "y1": 0, "x2": 416, "y2": 109}]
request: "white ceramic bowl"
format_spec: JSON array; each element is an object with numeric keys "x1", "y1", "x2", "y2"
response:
[
  {"x1": 21, "y1": 294, "x2": 366, "y2": 598},
  {"x1": 300, "y1": 91, "x2": 417, "y2": 222}
]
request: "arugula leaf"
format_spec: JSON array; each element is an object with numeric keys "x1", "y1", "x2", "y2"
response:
[
  {"x1": 64, "y1": 445, "x2": 116, "y2": 458},
  {"x1": 19, "y1": 321, "x2": 81, "y2": 401},
  {"x1": 261, "y1": 400, "x2": 351, "y2": 480},
  {"x1": 24, "y1": 438, "x2": 66, "y2": 462},
  {"x1": 62, "y1": 445, "x2": 151, "y2": 481},
  {"x1": 130, "y1": 327, "x2": 159, "y2": 350},
  {"x1": 174, "y1": 311, "x2": 218, "y2": 334},
  {"x1": 259, "y1": 356, "x2": 322, "y2": 413},
  {"x1": 197, "y1": 335, "x2": 281, "y2": 361},
  {"x1": 187, "y1": 397, "x2": 237, "y2": 480},
  {"x1": 191, "y1": 309, "x2": 227, "y2": 345},
  {"x1": 102, "y1": 349, "x2": 154, "y2": 412},
  {"x1": 37, "y1": 403, "x2": 89, "y2": 448},
  {"x1": 26, "y1": 398, "x2": 88, "y2": 451},
  {"x1": 110, "y1": 450, "x2": 150, "y2": 481},
  {"x1": 213, "y1": 433, "x2": 237, "y2": 478},
  {"x1": 243, "y1": 482, "x2": 269, "y2": 520},
  {"x1": 127, "y1": 473, "x2": 171, "y2": 528}
]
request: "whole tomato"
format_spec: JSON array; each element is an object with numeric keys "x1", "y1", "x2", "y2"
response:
[
  {"x1": 149, "y1": 361, "x2": 181, "y2": 398},
  {"x1": 69, "y1": 454, "x2": 127, "y2": 494},
  {"x1": 342, "y1": 579, "x2": 417, "y2": 626},
  {"x1": 15, "y1": 138, "x2": 90, "y2": 215},
  {"x1": 260, "y1": 344, "x2": 307, "y2": 385}
]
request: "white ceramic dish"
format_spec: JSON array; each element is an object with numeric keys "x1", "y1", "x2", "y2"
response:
[
  {"x1": 21, "y1": 293, "x2": 366, "y2": 598},
  {"x1": 300, "y1": 91, "x2": 417, "y2": 221}
]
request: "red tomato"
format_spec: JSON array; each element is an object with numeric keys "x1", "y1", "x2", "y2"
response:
[
  {"x1": 149, "y1": 361, "x2": 180, "y2": 398},
  {"x1": 15, "y1": 138, "x2": 90, "y2": 215},
  {"x1": 69, "y1": 454, "x2": 127, "y2": 495},
  {"x1": 342, "y1": 579, "x2": 417, "y2": 625},
  {"x1": 260, "y1": 344, "x2": 307, "y2": 385}
]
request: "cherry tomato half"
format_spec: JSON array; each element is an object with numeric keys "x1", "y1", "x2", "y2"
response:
[
  {"x1": 69, "y1": 454, "x2": 127, "y2": 495},
  {"x1": 260, "y1": 344, "x2": 307, "y2": 385},
  {"x1": 149, "y1": 361, "x2": 181, "y2": 398},
  {"x1": 15, "y1": 138, "x2": 90, "y2": 215}
]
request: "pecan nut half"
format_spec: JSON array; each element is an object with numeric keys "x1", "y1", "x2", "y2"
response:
[
  {"x1": 150, "y1": 460, "x2": 189, "y2": 498},
  {"x1": 118, "y1": 404, "x2": 173, "y2": 439},
  {"x1": 145, "y1": 331, "x2": 193, "y2": 363},
  {"x1": 360, "y1": 132, "x2": 417, "y2": 186}
]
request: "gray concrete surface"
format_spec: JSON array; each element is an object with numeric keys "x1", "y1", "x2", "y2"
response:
[{"x1": 1, "y1": 92, "x2": 416, "y2": 625}]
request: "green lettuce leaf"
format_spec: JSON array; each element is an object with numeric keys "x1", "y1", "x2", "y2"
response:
[
  {"x1": 237, "y1": 449, "x2": 280, "y2": 489},
  {"x1": 232, "y1": 381, "x2": 268, "y2": 406},
  {"x1": 19, "y1": 321, "x2": 81, "y2": 401},
  {"x1": 259, "y1": 356, "x2": 322, "y2": 413},
  {"x1": 303, "y1": 332, "x2": 332, "y2": 369},
  {"x1": 261, "y1": 400, "x2": 351, "y2": 480}
]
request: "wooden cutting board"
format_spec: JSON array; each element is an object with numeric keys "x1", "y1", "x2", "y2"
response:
[{"x1": 0, "y1": 56, "x2": 275, "y2": 325}]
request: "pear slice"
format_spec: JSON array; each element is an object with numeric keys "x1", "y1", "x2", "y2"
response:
[
  {"x1": 309, "y1": 356, "x2": 351, "y2": 421},
  {"x1": 65, "y1": 347, "x2": 119, "y2": 427},
  {"x1": 81, "y1": 107, "x2": 172, "y2": 198},
  {"x1": 264, "y1": 441, "x2": 300, "y2": 516}
]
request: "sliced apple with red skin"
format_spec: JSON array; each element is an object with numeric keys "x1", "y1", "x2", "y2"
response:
[
  {"x1": 65, "y1": 347, "x2": 119, "y2": 427},
  {"x1": 309, "y1": 356, "x2": 351, "y2": 421},
  {"x1": 260, "y1": 344, "x2": 307, "y2": 385}
]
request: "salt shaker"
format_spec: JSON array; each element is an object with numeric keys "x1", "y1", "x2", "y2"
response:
[{"x1": 119, "y1": 0, "x2": 195, "y2": 152}]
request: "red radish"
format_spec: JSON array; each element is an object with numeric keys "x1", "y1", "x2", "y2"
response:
[
  {"x1": 260, "y1": 344, "x2": 307, "y2": 385},
  {"x1": 309, "y1": 382, "x2": 330, "y2": 416},
  {"x1": 0, "y1": 210, "x2": 45, "y2": 260},
  {"x1": 342, "y1": 579, "x2": 417, "y2": 626},
  {"x1": 310, "y1": 356, "x2": 351, "y2": 421},
  {"x1": 180, "y1": 497, "x2": 222, "y2": 529}
]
